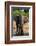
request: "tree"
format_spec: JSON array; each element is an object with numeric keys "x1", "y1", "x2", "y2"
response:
[{"x1": 12, "y1": 8, "x2": 29, "y2": 17}]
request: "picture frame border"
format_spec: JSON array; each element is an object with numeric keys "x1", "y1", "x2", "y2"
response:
[{"x1": 5, "y1": 1, "x2": 35, "y2": 44}]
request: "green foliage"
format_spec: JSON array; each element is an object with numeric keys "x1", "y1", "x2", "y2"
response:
[{"x1": 12, "y1": 9, "x2": 29, "y2": 17}]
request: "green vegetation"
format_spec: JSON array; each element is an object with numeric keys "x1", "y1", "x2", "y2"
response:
[{"x1": 12, "y1": 8, "x2": 29, "y2": 17}]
